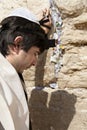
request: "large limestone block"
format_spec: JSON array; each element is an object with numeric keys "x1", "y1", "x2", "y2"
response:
[
  {"x1": 56, "y1": 0, "x2": 87, "y2": 18},
  {"x1": 57, "y1": 46, "x2": 87, "y2": 88}
]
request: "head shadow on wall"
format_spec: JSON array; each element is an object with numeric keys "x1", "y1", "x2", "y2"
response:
[{"x1": 29, "y1": 88, "x2": 77, "y2": 130}]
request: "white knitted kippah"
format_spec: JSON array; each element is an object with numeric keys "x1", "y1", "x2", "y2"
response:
[{"x1": 8, "y1": 7, "x2": 39, "y2": 25}]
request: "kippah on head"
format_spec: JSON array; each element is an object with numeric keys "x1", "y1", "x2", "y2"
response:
[{"x1": 8, "y1": 7, "x2": 40, "y2": 25}]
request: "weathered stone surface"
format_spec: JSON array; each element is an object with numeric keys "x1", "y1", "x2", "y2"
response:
[
  {"x1": 23, "y1": 0, "x2": 87, "y2": 89},
  {"x1": 24, "y1": 0, "x2": 87, "y2": 129},
  {"x1": 55, "y1": 0, "x2": 87, "y2": 18}
]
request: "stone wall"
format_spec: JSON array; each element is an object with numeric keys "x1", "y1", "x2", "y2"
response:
[{"x1": 0, "y1": 0, "x2": 87, "y2": 130}]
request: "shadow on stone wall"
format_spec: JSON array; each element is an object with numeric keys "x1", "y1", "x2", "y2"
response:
[
  {"x1": 29, "y1": 88, "x2": 77, "y2": 130},
  {"x1": 35, "y1": 50, "x2": 47, "y2": 86}
]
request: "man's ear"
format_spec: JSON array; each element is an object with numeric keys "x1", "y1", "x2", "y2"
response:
[
  {"x1": 13, "y1": 36, "x2": 23, "y2": 53},
  {"x1": 14, "y1": 36, "x2": 23, "y2": 46}
]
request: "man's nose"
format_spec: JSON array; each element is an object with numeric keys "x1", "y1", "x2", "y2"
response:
[{"x1": 32, "y1": 59, "x2": 38, "y2": 66}]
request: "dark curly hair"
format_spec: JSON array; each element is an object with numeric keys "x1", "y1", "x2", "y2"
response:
[{"x1": 0, "y1": 16, "x2": 49, "y2": 56}]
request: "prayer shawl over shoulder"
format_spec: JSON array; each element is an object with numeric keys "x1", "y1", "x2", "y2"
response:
[{"x1": 0, "y1": 53, "x2": 29, "y2": 130}]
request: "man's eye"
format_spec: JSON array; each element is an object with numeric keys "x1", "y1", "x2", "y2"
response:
[{"x1": 34, "y1": 53, "x2": 38, "y2": 57}]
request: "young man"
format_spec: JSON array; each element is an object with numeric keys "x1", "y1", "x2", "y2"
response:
[{"x1": 0, "y1": 7, "x2": 55, "y2": 130}]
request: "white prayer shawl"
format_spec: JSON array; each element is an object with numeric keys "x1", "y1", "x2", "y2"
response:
[{"x1": 0, "y1": 53, "x2": 29, "y2": 130}]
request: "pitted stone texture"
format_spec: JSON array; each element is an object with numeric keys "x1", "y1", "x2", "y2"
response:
[{"x1": 55, "y1": 0, "x2": 87, "y2": 18}]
